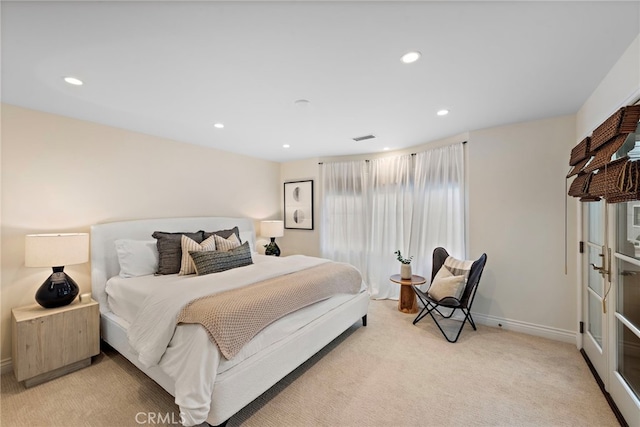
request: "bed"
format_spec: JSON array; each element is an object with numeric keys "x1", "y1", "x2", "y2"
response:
[{"x1": 90, "y1": 216, "x2": 369, "y2": 426}]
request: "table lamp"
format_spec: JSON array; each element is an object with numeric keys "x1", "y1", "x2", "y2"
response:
[
  {"x1": 260, "y1": 220, "x2": 284, "y2": 257},
  {"x1": 25, "y1": 233, "x2": 89, "y2": 308}
]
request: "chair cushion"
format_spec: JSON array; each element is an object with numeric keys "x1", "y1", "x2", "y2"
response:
[{"x1": 428, "y1": 265, "x2": 466, "y2": 301}]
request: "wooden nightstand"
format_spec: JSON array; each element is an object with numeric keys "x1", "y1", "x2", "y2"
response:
[{"x1": 12, "y1": 299, "x2": 100, "y2": 388}]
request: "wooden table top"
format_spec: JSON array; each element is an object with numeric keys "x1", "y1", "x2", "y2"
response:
[{"x1": 389, "y1": 274, "x2": 427, "y2": 286}]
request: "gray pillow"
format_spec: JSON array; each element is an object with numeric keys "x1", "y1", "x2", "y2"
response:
[
  {"x1": 152, "y1": 231, "x2": 203, "y2": 275},
  {"x1": 190, "y1": 242, "x2": 253, "y2": 276},
  {"x1": 202, "y1": 226, "x2": 241, "y2": 243}
]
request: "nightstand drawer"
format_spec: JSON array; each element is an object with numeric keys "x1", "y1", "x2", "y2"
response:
[{"x1": 12, "y1": 299, "x2": 100, "y2": 386}]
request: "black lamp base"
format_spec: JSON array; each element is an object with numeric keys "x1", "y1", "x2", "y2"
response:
[
  {"x1": 264, "y1": 238, "x2": 281, "y2": 257},
  {"x1": 35, "y1": 266, "x2": 79, "y2": 308}
]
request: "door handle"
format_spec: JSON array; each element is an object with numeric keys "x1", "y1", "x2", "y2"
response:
[{"x1": 590, "y1": 263, "x2": 608, "y2": 275}]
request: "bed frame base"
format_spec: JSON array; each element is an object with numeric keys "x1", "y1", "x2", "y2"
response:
[
  {"x1": 100, "y1": 292, "x2": 369, "y2": 426},
  {"x1": 91, "y1": 217, "x2": 370, "y2": 426}
]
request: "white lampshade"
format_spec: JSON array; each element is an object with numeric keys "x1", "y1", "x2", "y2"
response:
[
  {"x1": 260, "y1": 220, "x2": 284, "y2": 238},
  {"x1": 25, "y1": 233, "x2": 89, "y2": 267}
]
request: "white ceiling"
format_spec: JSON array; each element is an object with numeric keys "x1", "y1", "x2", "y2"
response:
[{"x1": 2, "y1": 1, "x2": 639, "y2": 162}]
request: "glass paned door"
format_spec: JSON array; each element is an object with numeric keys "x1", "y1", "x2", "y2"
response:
[
  {"x1": 583, "y1": 199, "x2": 608, "y2": 383},
  {"x1": 612, "y1": 200, "x2": 640, "y2": 423}
]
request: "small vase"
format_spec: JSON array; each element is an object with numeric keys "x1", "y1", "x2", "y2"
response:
[{"x1": 401, "y1": 263, "x2": 412, "y2": 280}]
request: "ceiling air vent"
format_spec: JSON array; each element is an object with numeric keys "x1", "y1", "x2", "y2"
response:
[{"x1": 352, "y1": 134, "x2": 376, "y2": 142}]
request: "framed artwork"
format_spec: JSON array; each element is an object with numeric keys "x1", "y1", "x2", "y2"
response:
[{"x1": 284, "y1": 180, "x2": 314, "y2": 230}]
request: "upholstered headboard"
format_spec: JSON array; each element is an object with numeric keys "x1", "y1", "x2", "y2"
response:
[{"x1": 90, "y1": 217, "x2": 256, "y2": 313}]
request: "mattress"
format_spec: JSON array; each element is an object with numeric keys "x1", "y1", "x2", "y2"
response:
[
  {"x1": 105, "y1": 253, "x2": 277, "y2": 323},
  {"x1": 105, "y1": 254, "x2": 366, "y2": 374}
]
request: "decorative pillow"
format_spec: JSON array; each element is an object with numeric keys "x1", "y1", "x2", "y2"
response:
[
  {"x1": 239, "y1": 230, "x2": 255, "y2": 252},
  {"x1": 427, "y1": 265, "x2": 466, "y2": 301},
  {"x1": 190, "y1": 242, "x2": 253, "y2": 276},
  {"x1": 179, "y1": 235, "x2": 216, "y2": 276},
  {"x1": 202, "y1": 226, "x2": 241, "y2": 242},
  {"x1": 114, "y1": 239, "x2": 159, "y2": 278},
  {"x1": 214, "y1": 233, "x2": 241, "y2": 252},
  {"x1": 444, "y1": 255, "x2": 473, "y2": 279},
  {"x1": 152, "y1": 231, "x2": 203, "y2": 275}
]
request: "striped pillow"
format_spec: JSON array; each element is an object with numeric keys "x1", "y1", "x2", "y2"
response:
[
  {"x1": 179, "y1": 235, "x2": 216, "y2": 276},
  {"x1": 190, "y1": 242, "x2": 253, "y2": 276},
  {"x1": 214, "y1": 233, "x2": 241, "y2": 252},
  {"x1": 444, "y1": 255, "x2": 473, "y2": 279}
]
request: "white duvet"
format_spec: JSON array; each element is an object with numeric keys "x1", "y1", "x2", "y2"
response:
[{"x1": 119, "y1": 254, "x2": 359, "y2": 426}]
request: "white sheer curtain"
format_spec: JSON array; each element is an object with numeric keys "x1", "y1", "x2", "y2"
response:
[
  {"x1": 409, "y1": 144, "x2": 466, "y2": 281},
  {"x1": 367, "y1": 155, "x2": 413, "y2": 299},
  {"x1": 320, "y1": 161, "x2": 370, "y2": 273},
  {"x1": 320, "y1": 143, "x2": 465, "y2": 299}
]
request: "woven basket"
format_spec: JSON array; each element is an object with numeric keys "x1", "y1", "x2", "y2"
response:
[
  {"x1": 580, "y1": 196, "x2": 602, "y2": 202},
  {"x1": 620, "y1": 105, "x2": 640, "y2": 133},
  {"x1": 567, "y1": 157, "x2": 590, "y2": 178},
  {"x1": 590, "y1": 157, "x2": 628, "y2": 197},
  {"x1": 569, "y1": 137, "x2": 591, "y2": 166},
  {"x1": 591, "y1": 106, "x2": 640, "y2": 151},
  {"x1": 606, "y1": 193, "x2": 639, "y2": 204},
  {"x1": 603, "y1": 159, "x2": 640, "y2": 203},
  {"x1": 583, "y1": 134, "x2": 628, "y2": 174},
  {"x1": 618, "y1": 159, "x2": 639, "y2": 192},
  {"x1": 592, "y1": 109, "x2": 623, "y2": 151},
  {"x1": 568, "y1": 173, "x2": 592, "y2": 197}
]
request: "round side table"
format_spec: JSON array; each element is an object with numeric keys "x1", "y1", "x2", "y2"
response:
[{"x1": 390, "y1": 274, "x2": 426, "y2": 314}]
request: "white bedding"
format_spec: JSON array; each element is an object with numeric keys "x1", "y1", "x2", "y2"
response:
[
  {"x1": 106, "y1": 253, "x2": 273, "y2": 323},
  {"x1": 107, "y1": 253, "x2": 366, "y2": 425}
]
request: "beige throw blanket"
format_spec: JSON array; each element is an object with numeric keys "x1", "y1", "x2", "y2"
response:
[{"x1": 177, "y1": 262, "x2": 362, "y2": 359}]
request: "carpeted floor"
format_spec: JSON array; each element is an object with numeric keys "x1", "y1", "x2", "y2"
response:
[{"x1": 1, "y1": 300, "x2": 620, "y2": 427}]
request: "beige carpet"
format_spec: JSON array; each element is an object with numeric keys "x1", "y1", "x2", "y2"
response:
[{"x1": 1, "y1": 300, "x2": 619, "y2": 427}]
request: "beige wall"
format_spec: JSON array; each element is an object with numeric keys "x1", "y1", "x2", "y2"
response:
[
  {"x1": 0, "y1": 104, "x2": 281, "y2": 362},
  {"x1": 287, "y1": 118, "x2": 577, "y2": 336},
  {"x1": 467, "y1": 115, "x2": 577, "y2": 333},
  {"x1": 279, "y1": 158, "x2": 321, "y2": 257}
]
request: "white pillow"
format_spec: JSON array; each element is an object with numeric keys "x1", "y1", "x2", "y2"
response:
[
  {"x1": 427, "y1": 265, "x2": 466, "y2": 301},
  {"x1": 179, "y1": 235, "x2": 216, "y2": 276},
  {"x1": 114, "y1": 239, "x2": 159, "y2": 278}
]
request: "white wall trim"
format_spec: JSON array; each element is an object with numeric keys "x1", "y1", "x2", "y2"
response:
[
  {"x1": 1, "y1": 358, "x2": 13, "y2": 375},
  {"x1": 473, "y1": 312, "x2": 576, "y2": 344}
]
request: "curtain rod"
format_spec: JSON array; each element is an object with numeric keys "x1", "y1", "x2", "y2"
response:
[{"x1": 318, "y1": 141, "x2": 467, "y2": 164}]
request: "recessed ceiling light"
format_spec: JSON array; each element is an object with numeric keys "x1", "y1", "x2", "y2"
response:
[
  {"x1": 383, "y1": 147, "x2": 390, "y2": 151},
  {"x1": 437, "y1": 109, "x2": 449, "y2": 116},
  {"x1": 294, "y1": 99, "x2": 310, "y2": 108},
  {"x1": 214, "y1": 123, "x2": 224, "y2": 129},
  {"x1": 63, "y1": 76, "x2": 83, "y2": 86},
  {"x1": 283, "y1": 144, "x2": 290, "y2": 148},
  {"x1": 401, "y1": 51, "x2": 421, "y2": 64}
]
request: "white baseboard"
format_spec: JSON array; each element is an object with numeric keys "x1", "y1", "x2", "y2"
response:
[
  {"x1": 472, "y1": 312, "x2": 577, "y2": 344},
  {"x1": 1, "y1": 358, "x2": 13, "y2": 375}
]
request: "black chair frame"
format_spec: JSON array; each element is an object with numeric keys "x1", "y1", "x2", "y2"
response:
[{"x1": 412, "y1": 247, "x2": 487, "y2": 343}]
